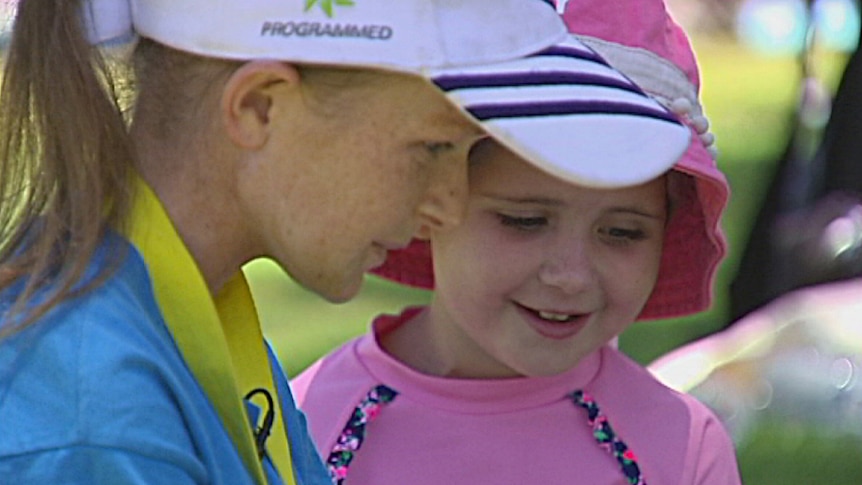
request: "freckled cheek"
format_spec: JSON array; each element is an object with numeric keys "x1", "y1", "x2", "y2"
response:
[
  {"x1": 400, "y1": 171, "x2": 440, "y2": 214},
  {"x1": 617, "y1": 268, "x2": 662, "y2": 312},
  {"x1": 600, "y1": 247, "x2": 661, "y2": 296},
  {"x1": 477, "y1": 242, "x2": 536, "y2": 295},
  {"x1": 644, "y1": 244, "x2": 665, "y2": 282}
]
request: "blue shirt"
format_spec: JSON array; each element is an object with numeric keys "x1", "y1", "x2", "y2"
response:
[{"x1": 0, "y1": 234, "x2": 330, "y2": 484}]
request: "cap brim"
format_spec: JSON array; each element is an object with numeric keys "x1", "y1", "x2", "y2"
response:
[
  {"x1": 89, "y1": 0, "x2": 567, "y2": 72},
  {"x1": 430, "y1": 35, "x2": 691, "y2": 188}
]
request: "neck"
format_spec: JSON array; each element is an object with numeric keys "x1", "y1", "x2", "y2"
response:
[
  {"x1": 134, "y1": 135, "x2": 257, "y2": 295},
  {"x1": 381, "y1": 303, "x2": 523, "y2": 379}
]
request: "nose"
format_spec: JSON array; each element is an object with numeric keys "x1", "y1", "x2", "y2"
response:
[
  {"x1": 415, "y1": 152, "x2": 469, "y2": 236},
  {"x1": 537, "y1": 238, "x2": 597, "y2": 294}
]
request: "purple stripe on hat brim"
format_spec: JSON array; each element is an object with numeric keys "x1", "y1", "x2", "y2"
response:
[
  {"x1": 536, "y1": 45, "x2": 608, "y2": 65},
  {"x1": 465, "y1": 100, "x2": 681, "y2": 125},
  {"x1": 433, "y1": 72, "x2": 643, "y2": 96}
]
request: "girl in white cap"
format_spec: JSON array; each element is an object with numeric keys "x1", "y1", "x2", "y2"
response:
[
  {"x1": 0, "y1": 1, "x2": 692, "y2": 484},
  {"x1": 293, "y1": 1, "x2": 741, "y2": 483}
]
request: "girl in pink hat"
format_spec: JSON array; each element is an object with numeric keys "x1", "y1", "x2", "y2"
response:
[{"x1": 293, "y1": 1, "x2": 740, "y2": 483}]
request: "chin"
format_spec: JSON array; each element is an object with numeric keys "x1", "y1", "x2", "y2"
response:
[
  {"x1": 523, "y1": 365, "x2": 575, "y2": 378},
  {"x1": 285, "y1": 266, "x2": 364, "y2": 303},
  {"x1": 323, "y1": 292, "x2": 357, "y2": 304},
  {"x1": 318, "y1": 276, "x2": 365, "y2": 304}
]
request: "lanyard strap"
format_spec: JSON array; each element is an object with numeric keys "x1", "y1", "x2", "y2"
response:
[
  {"x1": 128, "y1": 178, "x2": 296, "y2": 485},
  {"x1": 219, "y1": 274, "x2": 295, "y2": 481},
  {"x1": 326, "y1": 385, "x2": 646, "y2": 484}
]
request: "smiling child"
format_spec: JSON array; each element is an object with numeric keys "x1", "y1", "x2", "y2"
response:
[{"x1": 292, "y1": 0, "x2": 740, "y2": 482}]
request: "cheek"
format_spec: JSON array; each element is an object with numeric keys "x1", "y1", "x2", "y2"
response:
[
  {"x1": 236, "y1": 162, "x2": 296, "y2": 242},
  {"x1": 368, "y1": 152, "x2": 430, "y2": 210},
  {"x1": 605, "y1": 246, "x2": 664, "y2": 310},
  {"x1": 642, "y1": 240, "x2": 665, "y2": 284},
  {"x1": 436, "y1": 227, "x2": 534, "y2": 303}
]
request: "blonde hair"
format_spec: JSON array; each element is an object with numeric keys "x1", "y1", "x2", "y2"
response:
[
  {"x1": 131, "y1": 38, "x2": 241, "y2": 158},
  {"x1": 0, "y1": 0, "x2": 135, "y2": 336}
]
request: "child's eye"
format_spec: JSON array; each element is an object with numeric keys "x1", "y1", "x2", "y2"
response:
[
  {"x1": 497, "y1": 214, "x2": 547, "y2": 231},
  {"x1": 599, "y1": 226, "x2": 646, "y2": 243}
]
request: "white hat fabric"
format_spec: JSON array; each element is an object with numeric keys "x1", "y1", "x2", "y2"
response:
[
  {"x1": 82, "y1": 0, "x2": 690, "y2": 188},
  {"x1": 431, "y1": 36, "x2": 691, "y2": 187},
  {"x1": 83, "y1": 0, "x2": 567, "y2": 71}
]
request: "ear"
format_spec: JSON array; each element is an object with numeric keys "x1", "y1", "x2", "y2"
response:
[{"x1": 221, "y1": 61, "x2": 301, "y2": 149}]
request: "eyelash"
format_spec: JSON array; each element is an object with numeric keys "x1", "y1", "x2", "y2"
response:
[
  {"x1": 599, "y1": 227, "x2": 647, "y2": 243},
  {"x1": 497, "y1": 214, "x2": 547, "y2": 231},
  {"x1": 425, "y1": 141, "x2": 455, "y2": 156},
  {"x1": 498, "y1": 214, "x2": 648, "y2": 242}
]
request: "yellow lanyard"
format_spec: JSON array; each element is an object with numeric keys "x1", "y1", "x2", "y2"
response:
[{"x1": 127, "y1": 178, "x2": 296, "y2": 485}]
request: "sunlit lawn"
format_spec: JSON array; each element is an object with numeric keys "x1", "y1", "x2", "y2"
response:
[{"x1": 248, "y1": 36, "x2": 862, "y2": 484}]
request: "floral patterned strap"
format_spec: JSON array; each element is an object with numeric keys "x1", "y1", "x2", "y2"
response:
[
  {"x1": 327, "y1": 385, "x2": 645, "y2": 484},
  {"x1": 326, "y1": 384, "x2": 398, "y2": 484},
  {"x1": 569, "y1": 390, "x2": 647, "y2": 485}
]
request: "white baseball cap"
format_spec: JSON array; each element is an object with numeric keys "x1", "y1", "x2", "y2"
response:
[
  {"x1": 84, "y1": 0, "x2": 568, "y2": 70},
  {"x1": 83, "y1": 0, "x2": 690, "y2": 187}
]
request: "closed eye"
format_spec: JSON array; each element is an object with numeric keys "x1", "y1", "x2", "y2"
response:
[
  {"x1": 497, "y1": 214, "x2": 547, "y2": 231},
  {"x1": 598, "y1": 226, "x2": 647, "y2": 243},
  {"x1": 425, "y1": 141, "x2": 456, "y2": 156}
]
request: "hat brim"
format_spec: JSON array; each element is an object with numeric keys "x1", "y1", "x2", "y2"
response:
[
  {"x1": 639, "y1": 137, "x2": 728, "y2": 320},
  {"x1": 86, "y1": 0, "x2": 567, "y2": 70},
  {"x1": 429, "y1": 36, "x2": 691, "y2": 188}
]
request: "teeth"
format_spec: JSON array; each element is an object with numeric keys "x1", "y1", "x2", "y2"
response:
[{"x1": 538, "y1": 311, "x2": 573, "y2": 322}]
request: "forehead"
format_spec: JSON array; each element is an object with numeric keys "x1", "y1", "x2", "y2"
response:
[{"x1": 469, "y1": 141, "x2": 667, "y2": 205}]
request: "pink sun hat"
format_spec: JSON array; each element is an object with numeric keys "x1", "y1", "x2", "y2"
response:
[
  {"x1": 557, "y1": 0, "x2": 730, "y2": 319},
  {"x1": 373, "y1": 0, "x2": 728, "y2": 320}
]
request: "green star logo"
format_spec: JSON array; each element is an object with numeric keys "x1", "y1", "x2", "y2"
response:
[{"x1": 304, "y1": 0, "x2": 355, "y2": 18}]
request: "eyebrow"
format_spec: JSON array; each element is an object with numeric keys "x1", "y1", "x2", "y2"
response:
[
  {"x1": 480, "y1": 194, "x2": 666, "y2": 220},
  {"x1": 481, "y1": 194, "x2": 563, "y2": 206},
  {"x1": 610, "y1": 208, "x2": 666, "y2": 221}
]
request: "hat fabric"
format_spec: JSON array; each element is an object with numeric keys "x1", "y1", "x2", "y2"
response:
[
  {"x1": 559, "y1": 0, "x2": 729, "y2": 319},
  {"x1": 428, "y1": 35, "x2": 691, "y2": 187},
  {"x1": 83, "y1": 0, "x2": 690, "y2": 190},
  {"x1": 374, "y1": 0, "x2": 729, "y2": 321},
  {"x1": 83, "y1": 0, "x2": 565, "y2": 70}
]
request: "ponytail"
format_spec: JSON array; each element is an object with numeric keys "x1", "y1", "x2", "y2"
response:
[{"x1": 0, "y1": 0, "x2": 136, "y2": 336}]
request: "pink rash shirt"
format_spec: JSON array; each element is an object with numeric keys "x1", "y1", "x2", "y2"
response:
[{"x1": 293, "y1": 308, "x2": 741, "y2": 484}]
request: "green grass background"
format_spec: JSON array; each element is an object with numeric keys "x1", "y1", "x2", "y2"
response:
[{"x1": 247, "y1": 37, "x2": 862, "y2": 484}]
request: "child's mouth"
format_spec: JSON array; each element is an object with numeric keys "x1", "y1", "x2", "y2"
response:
[
  {"x1": 515, "y1": 302, "x2": 582, "y2": 322},
  {"x1": 536, "y1": 310, "x2": 577, "y2": 323},
  {"x1": 513, "y1": 302, "x2": 589, "y2": 340}
]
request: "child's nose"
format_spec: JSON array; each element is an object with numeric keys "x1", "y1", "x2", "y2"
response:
[{"x1": 537, "y1": 241, "x2": 597, "y2": 294}]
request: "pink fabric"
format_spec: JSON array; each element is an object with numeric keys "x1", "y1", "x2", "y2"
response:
[
  {"x1": 293, "y1": 308, "x2": 741, "y2": 484},
  {"x1": 560, "y1": 0, "x2": 700, "y2": 86},
  {"x1": 560, "y1": 0, "x2": 729, "y2": 320},
  {"x1": 373, "y1": 0, "x2": 729, "y2": 320}
]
